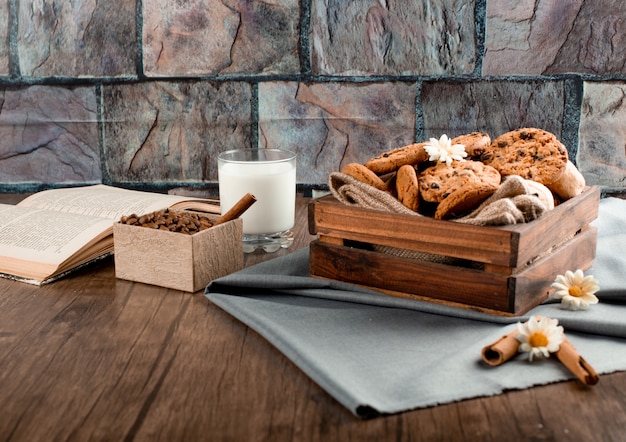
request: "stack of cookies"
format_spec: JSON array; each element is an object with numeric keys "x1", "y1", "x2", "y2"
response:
[{"x1": 339, "y1": 128, "x2": 586, "y2": 221}]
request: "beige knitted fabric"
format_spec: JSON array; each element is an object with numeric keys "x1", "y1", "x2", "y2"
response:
[
  {"x1": 456, "y1": 175, "x2": 547, "y2": 225},
  {"x1": 329, "y1": 172, "x2": 547, "y2": 226},
  {"x1": 329, "y1": 172, "x2": 418, "y2": 216},
  {"x1": 328, "y1": 172, "x2": 550, "y2": 266}
]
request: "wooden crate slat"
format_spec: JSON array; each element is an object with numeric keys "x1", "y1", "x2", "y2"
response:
[
  {"x1": 510, "y1": 186, "x2": 600, "y2": 267},
  {"x1": 510, "y1": 226, "x2": 598, "y2": 313},
  {"x1": 309, "y1": 197, "x2": 517, "y2": 266},
  {"x1": 309, "y1": 240, "x2": 512, "y2": 311}
]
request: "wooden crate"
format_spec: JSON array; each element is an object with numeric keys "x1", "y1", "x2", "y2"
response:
[{"x1": 308, "y1": 186, "x2": 600, "y2": 316}]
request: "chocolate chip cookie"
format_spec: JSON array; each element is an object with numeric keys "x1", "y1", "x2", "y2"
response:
[
  {"x1": 418, "y1": 160, "x2": 501, "y2": 219},
  {"x1": 395, "y1": 164, "x2": 420, "y2": 212},
  {"x1": 452, "y1": 132, "x2": 491, "y2": 158},
  {"x1": 341, "y1": 163, "x2": 389, "y2": 192},
  {"x1": 364, "y1": 142, "x2": 429, "y2": 175},
  {"x1": 480, "y1": 128, "x2": 568, "y2": 185}
]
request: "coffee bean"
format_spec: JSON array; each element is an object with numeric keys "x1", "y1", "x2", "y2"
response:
[{"x1": 119, "y1": 209, "x2": 214, "y2": 234}]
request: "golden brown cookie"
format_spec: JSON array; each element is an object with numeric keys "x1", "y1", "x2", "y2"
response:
[
  {"x1": 547, "y1": 160, "x2": 586, "y2": 200},
  {"x1": 395, "y1": 165, "x2": 420, "y2": 212},
  {"x1": 452, "y1": 132, "x2": 491, "y2": 158},
  {"x1": 364, "y1": 142, "x2": 429, "y2": 175},
  {"x1": 341, "y1": 163, "x2": 389, "y2": 192},
  {"x1": 480, "y1": 128, "x2": 568, "y2": 185},
  {"x1": 418, "y1": 160, "x2": 501, "y2": 219}
]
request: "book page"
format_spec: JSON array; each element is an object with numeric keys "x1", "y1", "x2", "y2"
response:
[
  {"x1": 0, "y1": 204, "x2": 113, "y2": 266},
  {"x1": 17, "y1": 184, "x2": 215, "y2": 220}
]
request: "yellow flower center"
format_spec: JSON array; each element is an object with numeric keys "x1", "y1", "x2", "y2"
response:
[
  {"x1": 568, "y1": 286, "x2": 584, "y2": 298},
  {"x1": 528, "y1": 332, "x2": 549, "y2": 348}
]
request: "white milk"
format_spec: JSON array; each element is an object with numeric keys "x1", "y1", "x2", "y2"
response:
[{"x1": 218, "y1": 160, "x2": 296, "y2": 235}]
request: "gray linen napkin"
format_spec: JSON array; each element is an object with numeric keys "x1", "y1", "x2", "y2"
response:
[{"x1": 205, "y1": 197, "x2": 626, "y2": 418}]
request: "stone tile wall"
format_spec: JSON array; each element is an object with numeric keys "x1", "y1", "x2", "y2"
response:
[{"x1": 1, "y1": 0, "x2": 625, "y2": 195}]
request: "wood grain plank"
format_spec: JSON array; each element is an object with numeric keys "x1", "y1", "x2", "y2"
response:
[
  {"x1": 310, "y1": 196, "x2": 516, "y2": 266},
  {"x1": 1, "y1": 193, "x2": 625, "y2": 442},
  {"x1": 513, "y1": 186, "x2": 600, "y2": 267},
  {"x1": 310, "y1": 239, "x2": 514, "y2": 312}
]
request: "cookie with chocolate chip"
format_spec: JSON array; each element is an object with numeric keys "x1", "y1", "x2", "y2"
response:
[
  {"x1": 418, "y1": 160, "x2": 501, "y2": 219},
  {"x1": 395, "y1": 164, "x2": 420, "y2": 212},
  {"x1": 341, "y1": 163, "x2": 389, "y2": 192},
  {"x1": 452, "y1": 132, "x2": 491, "y2": 158},
  {"x1": 480, "y1": 128, "x2": 568, "y2": 186},
  {"x1": 364, "y1": 142, "x2": 429, "y2": 175}
]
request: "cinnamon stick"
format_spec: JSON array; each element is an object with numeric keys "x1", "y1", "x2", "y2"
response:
[
  {"x1": 555, "y1": 337, "x2": 599, "y2": 386},
  {"x1": 481, "y1": 329, "x2": 520, "y2": 366},
  {"x1": 213, "y1": 193, "x2": 257, "y2": 226}
]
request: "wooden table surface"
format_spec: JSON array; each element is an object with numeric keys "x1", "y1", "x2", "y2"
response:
[{"x1": 1, "y1": 194, "x2": 625, "y2": 441}]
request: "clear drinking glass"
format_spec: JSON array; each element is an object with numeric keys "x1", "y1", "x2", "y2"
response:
[{"x1": 217, "y1": 149, "x2": 297, "y2": 253}]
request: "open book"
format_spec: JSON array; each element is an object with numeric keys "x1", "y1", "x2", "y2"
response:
[{"x1": 0, "y1": 184, "x2": 220, "y2": 285}]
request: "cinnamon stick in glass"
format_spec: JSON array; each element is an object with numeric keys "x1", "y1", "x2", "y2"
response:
[{"x1": 213, "y1": 193, "x2": 257, "y2": 226}]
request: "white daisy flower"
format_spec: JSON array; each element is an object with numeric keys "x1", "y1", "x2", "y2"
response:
[
  {"x1": 516, "y1": 316, "x2": 564, "y2": 362},
  {"x1": 551, "y1": 269, "x2": 600, "y2": 311},
  {"x1": 424, "y1": 134, "x2": 467, "y2": 166}
]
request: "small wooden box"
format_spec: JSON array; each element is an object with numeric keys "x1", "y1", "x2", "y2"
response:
[
  {"x1": 308, "y1": 187, "x2": 600, "y2": 316},
  {"x1": 113, "y1": 214, "x2": 243, "y2": 292}
]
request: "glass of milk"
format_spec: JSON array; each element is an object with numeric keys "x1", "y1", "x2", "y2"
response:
[{"x1": 218, "y1": 149, "x2": 297, "y2": 253}]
